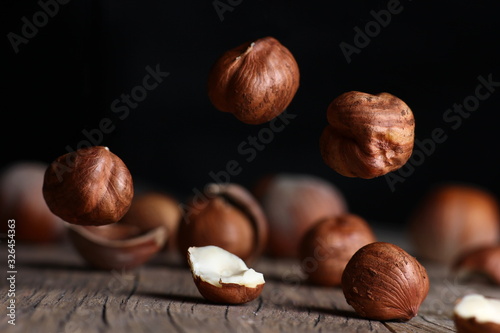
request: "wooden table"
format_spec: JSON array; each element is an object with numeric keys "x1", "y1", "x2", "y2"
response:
[{"x1": 2, "y1": 227, "x2": 499, "y2": 333}]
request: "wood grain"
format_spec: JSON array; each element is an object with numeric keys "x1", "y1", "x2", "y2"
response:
[{"x1": 1, "y1": 239, "x2": 500, "y2": 333}]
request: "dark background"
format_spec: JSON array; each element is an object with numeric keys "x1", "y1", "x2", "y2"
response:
[{"x1": 2, "y1": 0, "x2": 500, "y2": 229}]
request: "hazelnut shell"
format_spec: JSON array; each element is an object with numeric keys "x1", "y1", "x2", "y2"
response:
[
  {"x1": 341, "y1": 242, "x2": 429, "y2": 321},
  {"x1": 67, "y1": 223, "x2": 167, "y2": 270},
  {"x1": 43, "y1": 146, "x2": 134, "y2": 226},
  {"x1": 192, "y1": 277, "x2": 264, "y2": 305},
  {"x1": 207, "y1": 36, "x2": 300, "y2": 125},
  {"x1": 320, "y1": 91, "x2": 415, "y2": 178}
]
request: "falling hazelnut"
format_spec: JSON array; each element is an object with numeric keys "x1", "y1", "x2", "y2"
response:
[
  {"x1": 253, "y1": 173, "x2": 347, "y2": 258},
  {"x1": 177, "y1": 183, "x2": 268, "y2": 264},
  {"x1": 299, "y1": 214, "x2": 376, "y2": 286},
  {"x1": 119, "y1": 191, "x2": 181, "y2": 251},
  {"x1": 453, "y1": 294, "x2": 500, "y2": 333},
  {"x1": 452, "y1": 245, "x2": 500, "y2": 285},
  {"x1": 320, "y1": 91, "x2": 415, "y2": 178},
  {"x1": 341, "y1": 242, "x2": 429, "y2": 321},
  {"x1": 43, "y1": 146, "x2": 134, "y2": 226},
  {"x1": 0, "y1": 161, "x2": 65, "y2": 243},
  {"x1": 67, "y1": 222, "x2": 167, "y2": 270},
  {"x1": 408, "y1": 183, "x2": 500, "y2": 263},
  {"x1": 187, "y1": 245, "x2": 265, "y2": 304},
  {"x1": 207, "y1": 36, "x2": 300, "y2": 125}
]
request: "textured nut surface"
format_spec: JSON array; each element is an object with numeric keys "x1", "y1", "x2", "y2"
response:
[
  {"x1": 177, "y1": 183, "x2": 268, "y2": 264},
  {"x1": 43, "y1": 146, "x2": 134, "y2": 226},
  {"x1": 299, "y1": 214, "x2": 376, "y2": 286},
  {"x1": 453, "y1": 246, "x2": 500, "y2": 285},
  {"x1": 409, "y1": 183, "x2": 500, "y2": 263},
  {"x1": 320, "y1": 91, "x2": 415, "y2": 178},
  {"x1": 207, "y1": 36, "x2": 300, "y2": 125},
  {"x1": 254, "y1": 173, "x2": 347, "y2": 258},
  {"x1": 341, "y1": 242, "x2": 429, "y2": 321}
]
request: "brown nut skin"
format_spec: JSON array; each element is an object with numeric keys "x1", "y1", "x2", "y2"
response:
[
  {"x1": 67, "y1": 222, "x2": 167, "y2": 270},
  {"x1": 454, "y1": 315, "x2": 500, "y2": 333},
  {"x1": 119, "y1": 191, "x2": 181, "y2": 251},
  {"x1": 452, "y1": 246, "x2": 500, "y2": 285},
  {"x1": 43, "y1": 146, "x2": 134, "y2": 226},
  {"x1": 320, "y1": 91, "x2": 415, "y2": 178},
  {"x1": 191, "y1": 276, "x2": 264, "y2": 305},
  {"x1": 177, "y1": 183, "x2": 268, "y2": 264},
  {"x1": 253, "y1": 173, "x2": 347, "y2": 258},
  {"x1": 299, "y1": 214, "x2": 376, "y2": 286},
  {"x1": 341, "y1": 242, "x2": 430, "y2": 322},
  {"x1": 0, "y1": 162, "x2": 65, "y2": 243},
  {"x1": 408, "y1": 183, "x2": 500, "y2": 264},
  {"x1": 453, "y1": 295, "x2": 500, "y2": 333},
  {"x1": 207, "y1": 36, "x2": 300, "y2": 125}
]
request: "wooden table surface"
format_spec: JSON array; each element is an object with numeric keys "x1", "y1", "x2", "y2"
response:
[{"x1": 1, "y1": 226, "x2": 499, "y2": 333}]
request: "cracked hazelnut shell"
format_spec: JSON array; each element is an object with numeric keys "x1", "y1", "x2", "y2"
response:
[
  {"x1": 207, "y1": 36, "x2": 300, "y2": 125},
  {"x1": 177, "y1": 183, "x2": 268, "y2": 264},
  {"x1": 341, "y1": 242, "x2": 429, "y2": 321},
  {"x1": 320, "y1": 91, "x2": 415, "y2": 178},
  {"x1": 67, "y1": 222, "x2": 167, "y2": 270},
  {"x1": 43, "y1": 146, "x2": 134, "y2": 226},
  {"x1": 299, "y1": 214, "x2": 376, "y2": 286}
]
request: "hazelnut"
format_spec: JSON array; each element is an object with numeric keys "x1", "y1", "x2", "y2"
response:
[
  {"x1": 177, "y1": 183, "x2": 268, "y2": 264},
  {"x1": 207, "y1": 36, "x2": 300, "y2": 125},
  {"x1": 0, "y1": 162, "x2": 65, "y2": 243},
  {"x1": 408, "y1": 183, "x2": 500, "y2": 263},
  {"x1": 43, "y1": 146, "x2": 134, "y2": 226},
  {"x1": 67, "y1": 222, "x2": 167, "y2": 270},
  {"x1": 119, "y1": 191, "x2": 181, "y2": 251},
  {"x1": 341, "y1": 242, "x2": 429, "y2": 321},
  {"x1": 253, "y1": 173, "x2": 347, "y2": 258},
  {"x1": 453, "y1": 294, "x2": 500, "y2": 333},
  {"x1": 320, "y1": 91, "x2": 415, "y2": 178},
  {"x1": 187, "y1": 245, "x2": 265, "y2": 304},
  {"x1": 299, "y1": 214, "x2": 376, "y2": 286},
  {"x1": 452, "y1": 245, "x2": 500, "y2": 285}
]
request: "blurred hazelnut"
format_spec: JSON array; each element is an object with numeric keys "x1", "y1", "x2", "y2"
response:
[
  {"x1": 452, "y1": 245, "x2": 500, "y2": 285},
  {"x1": 0, "y1": 161, "x2": 65, "y2": 243},
  {"x1": 299, "y1": 214, "x2": 376, "y2": 286},
  {"x1": 119, "y1": 191, "x2": 181, "y2": 251},
  {"x1": 408, "y1": 183, "x2": 500, "y2": 263},
  {"x1": 253, "y1": 173, "x2": 347, "y2": 258}
]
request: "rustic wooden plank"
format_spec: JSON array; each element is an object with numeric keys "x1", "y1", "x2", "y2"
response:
[{"x1": 3, "y1": 241, "x2": 499, "y2": 332}]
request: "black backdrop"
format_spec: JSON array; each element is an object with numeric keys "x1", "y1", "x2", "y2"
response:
[{"x1": 2, "y1": 0, "x2": 500, "y2": 228}]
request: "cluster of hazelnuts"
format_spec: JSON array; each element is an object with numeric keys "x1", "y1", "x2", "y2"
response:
[{"x1": 2, "y1": 36, "x2": 500, "y2": 329}]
